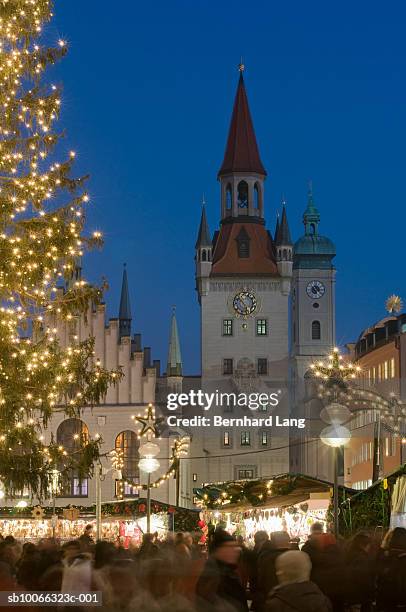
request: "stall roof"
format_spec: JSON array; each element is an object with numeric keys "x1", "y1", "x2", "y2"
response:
[{"x1": 194, "y1": 473, "x2": 356, "y2": 511}]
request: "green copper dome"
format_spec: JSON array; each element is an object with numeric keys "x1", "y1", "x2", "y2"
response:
[
  {"x1": 294, "y1": 234, "x2": 336, "y2": 256},
  {"x1": 293, "y1": 186, "x2": 336, "y2": 269}
]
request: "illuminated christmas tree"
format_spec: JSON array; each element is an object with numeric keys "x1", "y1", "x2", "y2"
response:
[{"x1": 0, "y1": 1, "x2": 120, "y2": 497}]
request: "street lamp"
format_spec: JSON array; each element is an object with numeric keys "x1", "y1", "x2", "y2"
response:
[
  {"x1": 50, "y1": 468, "x2": 60, "y2": 538},
  {"x1": 320, "y1": 403, "x2": 351, "y2": 537},
  {"x1": 138, "y1": 440, "x2": 160, "y2": 533},
  {"x1": 95, "y1": 460, "x2": 122, "y2": 541}
]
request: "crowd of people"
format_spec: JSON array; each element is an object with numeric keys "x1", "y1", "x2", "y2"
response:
[{"x1": 0, "y1": 522, "x2": 403, "y2": 611}]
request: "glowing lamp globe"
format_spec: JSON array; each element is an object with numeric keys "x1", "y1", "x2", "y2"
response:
[
  {"x1": 320, "y1": 424, "x2": 351, "y2": 447},
  {"x1": 139, "y1": 442, "x2": 160, "y2": 458},
  {"x1": 138, "y1": 457, "x2": 160, "y2": 473},
  {"x1": 320, "y1": 403, "x2": 351, "y2": 425}
]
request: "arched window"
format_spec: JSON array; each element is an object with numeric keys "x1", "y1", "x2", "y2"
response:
[
  {"x1": 226, "y1": 184, "x2": 232, "y2": 210},
  {"x1": 202, "y1": 250, "x2": 207, "y2": 262},
  {"x1": 115, "y1": 430, "x2": 139, "y2": 497},
  {"x1": 312, "y1": 320, "x2": 321, "y2": 340},
  {"x1": 310, "y1": 223, "x2": 316, "y2": 235},
  {"x1": 237, "y1": 181, "x2": 249, "y2": 208},
  {"x1": 283, "y1": 248, "x2": 287, "y2": 260},
  {"x1": 254, "y1": 183, "x2": 260, "y2": 209},
  {"x1": 57, "y1": 418, "x2": 89, "y2": 497}
]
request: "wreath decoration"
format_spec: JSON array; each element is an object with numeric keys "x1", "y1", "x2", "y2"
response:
[{"x1": 31, "y1": 505, "x2": 45, "y2": 520}]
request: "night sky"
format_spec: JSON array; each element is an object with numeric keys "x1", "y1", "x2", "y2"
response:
[{"x1": 48, "y1": 1, "x2": 406, "y2": 373}]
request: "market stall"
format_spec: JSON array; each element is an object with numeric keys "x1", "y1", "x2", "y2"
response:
[
  {"x1": 195, "y1": 473, "x2": 353, "y2": 543},
  {"x1": 0, "y1": 498, "x2": 199, "y2": 544},
  {"x1": 340, "y1": 463, "x2": 406, "y2": 535}
]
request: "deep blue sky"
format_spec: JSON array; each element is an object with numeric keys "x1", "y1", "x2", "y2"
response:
[{"x1": 48, "y1": 1, "x2": 406, "y2": 373}]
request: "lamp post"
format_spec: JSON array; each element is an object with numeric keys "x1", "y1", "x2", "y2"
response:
[
  {"x1": 138, "y1": 442, "x2": 160, "y2": 533},
  {"x1": 320, "y1": 405, "x2": 351, "y2": 537},
  {"x1": 50, "y1": 468, "x2": 60, "y2": 539},
  {"x1": 95, "y1": 452, "x2": 123, "y2": 541}
]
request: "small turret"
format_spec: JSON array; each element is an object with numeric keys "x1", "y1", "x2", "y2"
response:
[
  {"x1": 166, "y1": 307, "x2": 183, "y2": 394},
  {"x1": 275, "y1": 198, "x2": 293, "y2": 280},
  {"x1": 118, "y1": 264, "x2": 131, "y2": 340},
  {"x1": 195, "y1": 197, "x2": 212, "y2": 302}
]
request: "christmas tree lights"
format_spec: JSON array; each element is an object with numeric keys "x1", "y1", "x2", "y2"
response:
[{"x1": 0, "y1": 1, "x2": 121, "y2": 498}]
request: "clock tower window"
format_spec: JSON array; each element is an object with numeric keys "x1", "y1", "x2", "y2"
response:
[
  {"x1": 226, "y1": 184, "x2": 232, "y2": 210},
  {"x1": 237, "y1": 180, "x2": 249, "y2": 209},
  {"x1": 312, "y1": 320, "x2": 321, "y2": 340},
  {"x1": 254, "y1": 183, "x2": 260, "y2": 209},
  {"x1": 256, "y1": 319, "x2": 268, "y2": 336},
  {"x1": 222, "y1": 319, "x2": 233, "y2": 336},
  {"x1": 257, "y1": 358, "x2": 268, "y2": 375},
  {"x1": 223, "y1": 358, "x2": 233, "y2": 375}
]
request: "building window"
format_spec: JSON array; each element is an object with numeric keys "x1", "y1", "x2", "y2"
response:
[
  {"x1": 223, "y1": 431, "x2": 231, "y2": 446},
  {"x1": 311, "y1": 320, "x2": 321, "y2": 340},
  {"x1": 384, "y1": 361, "x2": 389, "y2": 380},
  {"x1": 72, "y1": 477, "x2": 88, "y2": 497},
  {"x1": 238, "y1": 469, "x2": 254, "y2": 479},
  {"x1": 390, "y1": 357, "x2": 396, "y2": 378},
  {"x1": 193, "y1": 473, "x2": 197, "y2": 482},
  {"x1": 257, "y1": 358, "x2": 268, "y2": 375},
  {"x1": 115, "y1": 480, "x2": 138, "y2": 497},
  {"x1": 260, "y1": 431, "x2": 268, "y2": 446},
  {"x1": 254, "y1": 183, "x2": 260, "y2": 209},
  {"x1": 115, "y1": 430, "x2": 140, "y2": 498},
  {"x1": 241, "y1": 431, "x2": 251, "y2": 446},
  {"x1": 223, "y1": 358, "x2": 233, "y2": 375},
  {"x1": 226, "y1": 184, "x2": 232, "y2": 209},
  {"x1": 385, "y1": 436, "x2": 396, "y2": 457},
  {"x1": 57, "y1": 418, "x2": 89, "y2": 498},
  {"x1": 256, "y1": 319, "x2": 268, "y2": 336},
  {"x1": 237, "y1": 180, "x2": 249, "y2": 208},
  {"x1": 223, "y1": 319, "x2": 233, "y2": 336}
]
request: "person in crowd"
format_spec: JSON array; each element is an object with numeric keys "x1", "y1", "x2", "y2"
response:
[
  {"x1": 265, "y1": 550, "x2": 332, "y2": 611},
  {"x1": 16, "y1": 542, "x2": 42, "y2": 590},
  {"x1": 255, "y1": 531, "x2": 291, "y2": 611},
  {"x1": 344, "y1": 532, "x2": 375, "y2": 612},
  {"x1": 0, "y1": 539, "x2": 21, "y2": 576},
  {"x1": 301, "y1": 532, "x2": 345, "y2": 612},
  {"x1": 376, "y1": 526, "x2": 406, "y2": 611},
  {"x1": 137, "y1": 532, "x2": 159, "y2": 559},
  {"x1": 78, "y1": 524, "x2": 94, "y2": 552},
  {"x1": 195, "y1": 529, "x2": 248, "y2": 612},
  {"x1": 301, "y1": 522, "x2": 324, "y2": 555},
  {"x1": 249, "y1": 531, "x2": 269, "y2": 610}
]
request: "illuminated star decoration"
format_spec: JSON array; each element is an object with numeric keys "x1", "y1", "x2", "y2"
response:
[
  {"x1": 386, "y1": 295, "x2": 403, "y2": 314},
  {"x1": 134, "y1": 404, "x2": 164, "y2": 438},
  {"x1": 309, "y1": 347, "x2": 361, "y2": 390}
]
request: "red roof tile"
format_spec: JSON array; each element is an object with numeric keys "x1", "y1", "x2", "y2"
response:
[
  {"x1": 218, "y1": 73, "x2": 267, "y2": 177},
  {"x1": 211, "y1": 222, "x2": 278, "y2": 276}
]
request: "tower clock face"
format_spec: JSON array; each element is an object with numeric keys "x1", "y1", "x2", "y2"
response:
[
  {"x1": 232, "y1": 291, "x2": 257, "y2": 317},
  {"x1": 306, "y1": 280, "x2": 325, "y2": 299}
]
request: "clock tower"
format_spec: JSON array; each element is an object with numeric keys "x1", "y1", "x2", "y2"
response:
[
  {"x1": 290, "y1": 186, "x2": 336, "y2": 377},
  {"x1": 194, "y1": 68, "x2": 292, "y2": 482},
  {"x1": 290, "y1": 187, "x2": 336, "y2": 479}
]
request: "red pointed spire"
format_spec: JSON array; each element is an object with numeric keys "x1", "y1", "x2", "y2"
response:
[{"x1": 218, "y1": 71, "x2": 267, "y2": 177}]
